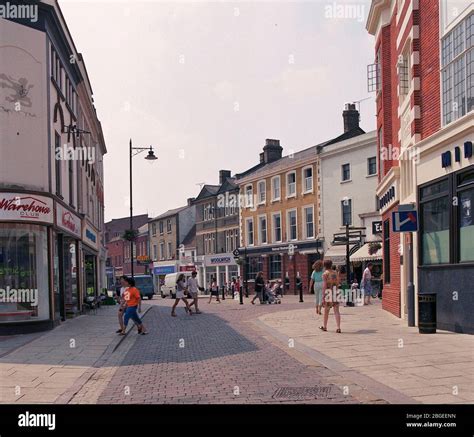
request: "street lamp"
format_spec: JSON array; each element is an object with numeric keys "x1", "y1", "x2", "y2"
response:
[{"x1": 129, "y1": 139, "x2": 157, "y2": 278}]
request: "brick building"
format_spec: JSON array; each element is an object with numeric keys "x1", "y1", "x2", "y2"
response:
[
  {"x1": 367, "y1": 0, "x2": 473, "y2": 332},
  {"x1": 236, "y1": 110, "x2": 368, "y2": 295}
]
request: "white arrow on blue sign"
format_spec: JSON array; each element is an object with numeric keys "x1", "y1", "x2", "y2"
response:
[{"x1": 392, "y1": 210, "x2": 418, "y2": 232}]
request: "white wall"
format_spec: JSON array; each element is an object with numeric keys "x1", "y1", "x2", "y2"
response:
[
  {"x1": 320, "y1": 131, "x2": 379, "y2": 249},
  {"x1": 0, "y1": 19, "x2": 49, "y2": 191}
]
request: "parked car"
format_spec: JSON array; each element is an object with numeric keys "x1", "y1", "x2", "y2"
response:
[
  {"x1": 161, "y1": 272, "x2": 194, "y2": 298},
  {"x1": 134, "y1": 274, "x2": 155, "y2": 300}
]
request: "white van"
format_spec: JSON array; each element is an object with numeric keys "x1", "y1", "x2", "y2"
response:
[{"x1": 161, "y1": 272, "x2": 194, "y2": 298}]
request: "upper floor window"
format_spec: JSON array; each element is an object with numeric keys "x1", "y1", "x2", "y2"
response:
[
  {"x1": 287, "y1": 209, "x2": 297, "y2": 241},
  {"x1": 246, "y1": 218, "x2": 254, "y2": 246},
  {"x1": 151, "y1": 223, "x2": 156, "y2": 236},
  {"x1": 286, "y1": 172, "x2": 296, "y2": 198},
  {"x1": 257, "y1": 180, "x2": 266, "y2": 204},
  {"x1": 204, "y1": 203, "x2": 214, "y2": 221},
  {"x1": 258, "y1": 215, "x2": 267, "y2": 244},
  {"x1": 341, "y1": 163, "x2": 351, "y2": 182},
  {"x1": 367, "y1": 47, "x2": 382, "y2": 93},
  {"x1": 272, "y1": 212, "x2": 282, "y2": 243},
  {"x1": 245, "y1": 184, "x2": 254, "y2": 208},
  {"x1": 167, "y1": 219, "x2": 172, "y2": 233},
  {"x1": 271, "y1": 176, "x2": 281, "y2": 201},
  {"x1": 368, "y1": 157, "x2": 377, "y2": 176},
  {"x1": 159, "y1": 221, "x2": 164, "y2": 235},
  {"x1": 441, "y1": 13, "x2": 474, "y2": 125},
  {"x1": 341, "y1": 198, "x2": 352, "y2": 226},
  {"x1": 397, "y1": 46, "x2": 411, "y2": 99},
  {"x1": 302, "y1": 166, "x2": 313, "y2": 193},
  {"x1": 303, "y1": 205, "x2": 315, "y2": 239}
]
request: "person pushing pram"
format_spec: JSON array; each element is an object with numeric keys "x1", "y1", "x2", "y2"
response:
[{"x1": 263, "y1": 281, "x2": 282, "y2": 304}]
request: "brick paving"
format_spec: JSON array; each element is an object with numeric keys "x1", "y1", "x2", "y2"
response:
[{"x1": 97, "y1": 297, "x2": 365, "y2": 404}]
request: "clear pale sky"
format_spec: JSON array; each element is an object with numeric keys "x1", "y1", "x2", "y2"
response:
[{"x1": 59, "y1": 0, "x2": 376, "y2": 222}]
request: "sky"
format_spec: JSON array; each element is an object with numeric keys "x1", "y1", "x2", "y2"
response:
[{"x1": 59, "y1": 0, "x2": 376, "y2": 222}]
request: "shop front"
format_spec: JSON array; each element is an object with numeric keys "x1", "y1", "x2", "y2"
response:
[
  {"x1": 416, "y1": 130, "x2": 474, "y2": 333},
  {"x1": 54, "y1": 202, "x2": 82, "y2": 319},
  {"x1": 241, "y1": 240, "x2": 322, "y2": 294},
  {"x1": 0, "y1": 191, "x2": 54, "y2": 333},
  {"x1": 82, "y1": 222, "x2": 100, "y2": 301},
  {"x1": 203, "y1": 253, "x2": 239, "y2": 290},
  {"x1": 152, "y1": 262, "x2": 177, "y2": 294}
]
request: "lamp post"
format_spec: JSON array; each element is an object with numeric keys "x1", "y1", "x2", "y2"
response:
[{"x1": 129, "y1": 139, "x2": 157, "y2": 278}]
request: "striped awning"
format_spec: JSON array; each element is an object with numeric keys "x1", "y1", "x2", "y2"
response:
[{"x1": 350, "y1": 243, "x2": 382, "y2": 262}]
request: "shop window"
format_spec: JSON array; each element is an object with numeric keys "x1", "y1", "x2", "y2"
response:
[
  {"x1": 458, "y1": 169, "x2": 474, "y2": 262},
  {"x1": 247, "y1": 256, "x2": 263, "y2": 280},
  {"x1": 0, "y1": 224, "x2": 50, "y2": 321},
  {"x1": 269, "y1": 255, "x2": 282, "y2": 280},
  {"x1": 420, "y1": 179, "x2": 450, "y2": 265}
]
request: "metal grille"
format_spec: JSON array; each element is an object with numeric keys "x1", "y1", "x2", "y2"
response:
[{"x1": 272, "y1": 386, "x2": 335, "y2": 400}]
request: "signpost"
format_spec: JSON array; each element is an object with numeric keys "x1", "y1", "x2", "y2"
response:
[{"x1": 392, "y1": 205, "x2": 418, "y2": 327}]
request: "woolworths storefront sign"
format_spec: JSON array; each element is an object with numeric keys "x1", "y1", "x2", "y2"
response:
[{"x1": 204, "y1": 254, "x2": 237, "y2": 267}]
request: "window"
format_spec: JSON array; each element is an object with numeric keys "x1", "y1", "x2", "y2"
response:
[
  {"x1": 160, "y1": 243, "x2": 165, "y2": 260},
  {"x1": 258, "y1": 215, "x2": 267, "y2": 244},
  {"x1": 152, "y1": 223, "x2": 156, "y2": 236},
  {"x1": 441, "y1": 13, "x2": 474, "y2": 125},
  {"x1": 245, "y1": 185, "x2": 254, "y2": 208},
  {"x1": 0, "y1": 224, "x2": 50, "y2": 320},
  {"x1": 153, "y1": 244, "x2": 157, "y2": 261},
  {"x1": 204, "y1": 203, "x2": 214, "y2": 221},
  {"x1": 167, "y1": 242, "x2": 173, "y2": 259},
  {"x1": 368, "y1": 157, "x2": 377, "y2": 176},
  {"x1": 257, "y1": 180, "x2": 266, "y2": 204},
  {"x1": 204, "y1": 233, "x2": 215, "y2": 254},
  {"x1": 302, "y1": 166, "x2": 313, "y2": 193},
  {"x1": 159, "y1": 221, "x2": 164, "y2": 235},
  {"x1": 341, "y1": 163, "x2": 351, "y2": 182},
  {"x1": 287, "y1": 172, "x2": 296, "y2": 197},
  {"x1": 68, "y1": 160, "x2": 74, "y2": 206},
  {"x1": 272, "y1": 176, "x2": 281, "y2": 201},
  {"x1": 303, "y1": 206, "x2": 314, "y2": 239},
  {"x1": 367, "y1": 48, "x2": 382, "y2": 93},
  {"x1": 459, "y1": 171, "x2": 474, "y2": 261},
  {"x1": 420, "y1": 179, "x2": 450, "y2": 265},
  {"x1": 225, "y1": 229, "x2": 239, "y2": 252},
  {"x1": 54, "y1": 132, "x2": 62, "y2": 196},
  {"x1": 269, "y1": 255, "x2": 282, "y2": 280},
  {"x1": 167, "y1": 219, "x2": 172, "y2": 233},
  {"x1": 341, "y1": 199, "x2": 352, "y2": 226},
  {"x1": 397, "y1": 48, "x2": 410, "y2": 98},
  {"x1": 273, "y1": 213, "x2": 282, "y2": 243},
  {"x1": 287, "y1": 209, "x2": 297, "y2": 241},
  {"x1": 246, "y1": 218, "x2": 254, "y2": 246},
  {"x1": 383, "y1": 220, "x2": 391, "y2": 284},
  {"x1": 246, "y1": 256, "x2": 263, "y2": 280}
]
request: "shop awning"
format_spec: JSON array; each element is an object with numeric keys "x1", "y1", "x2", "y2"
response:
[
  {"x1": 323, "y1": 245, "x2": 347, "y2": 265},
  {"x1": 350, "y1": 242, "x2": 382, "y2": 262}
]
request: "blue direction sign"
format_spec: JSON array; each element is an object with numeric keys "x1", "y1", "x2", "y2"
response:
[{"x1": 392, "y1": 210, "x2": 418, "y2": 232}]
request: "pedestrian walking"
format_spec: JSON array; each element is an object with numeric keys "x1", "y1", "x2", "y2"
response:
[
  {"x1": 362, "y1": 262, "x2": 374, "y2": 305},
  {"x1": 119, "y1": 276, "x2": 147, "y2": 335},
  {"x1": 320, "y1": 259, "x2": 342, "y2": 333},
  {"x1": 309, "y1": 260, "x2": 324, "y2": 315},
  {"x1": 187, "y1": 270, "x2": 202, "y2": 314},
  {"x1": 171, "y1": 273, "x2": 193, "y2": 317},
  {"x1": 208, "y1": 277, "x2": 221, "y2": 304},
  {"x1": 251, "y1": 271, "x2": 265, "y2": 304},
  {"x1": 115, "y1": 275, "x2": 128, "y2": 333}
]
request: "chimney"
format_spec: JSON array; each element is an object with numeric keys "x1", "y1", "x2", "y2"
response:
[
  {"x1": 342, "y1": 103, "x2": 360, "y2": 133},
  {"x1": 187, "y1": 197, "x2": 195, "y2": 206},
  {"x1": 263, "y1": 139, "x2": 283, "y2": 164},
  {"x1": 219, "y1": 170, "x2": 231, "y2": 184}
]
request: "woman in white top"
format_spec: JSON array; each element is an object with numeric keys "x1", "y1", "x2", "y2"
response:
[
  {"x1": 171, "y1": 274, "x2": 193, "y2": 317},
  {"x1": 362, "y1": 263, "x2": 374, "y2": 305}
]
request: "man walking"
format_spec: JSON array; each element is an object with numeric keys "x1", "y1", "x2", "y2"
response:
[{"x1": 187, "y1": 271, "x2": 202, "y2": 314}]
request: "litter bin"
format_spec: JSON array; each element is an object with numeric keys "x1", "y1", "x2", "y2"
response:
[{"x1": 418, "y1": 293, "x2": 436, "y2": 334}]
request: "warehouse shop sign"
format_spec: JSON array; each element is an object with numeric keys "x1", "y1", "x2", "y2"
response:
[{"x1": 0, "y1": 193, "x2": 54, "y2": 223}]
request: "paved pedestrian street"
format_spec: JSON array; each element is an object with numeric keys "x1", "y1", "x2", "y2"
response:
[{"x1": 1, "y1": 296, "x2": 472, "y2": 405}]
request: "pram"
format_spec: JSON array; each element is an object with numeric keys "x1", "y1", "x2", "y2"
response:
[{"x1": 263, "y1": 285, "x2": 281, "y2": 304}]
